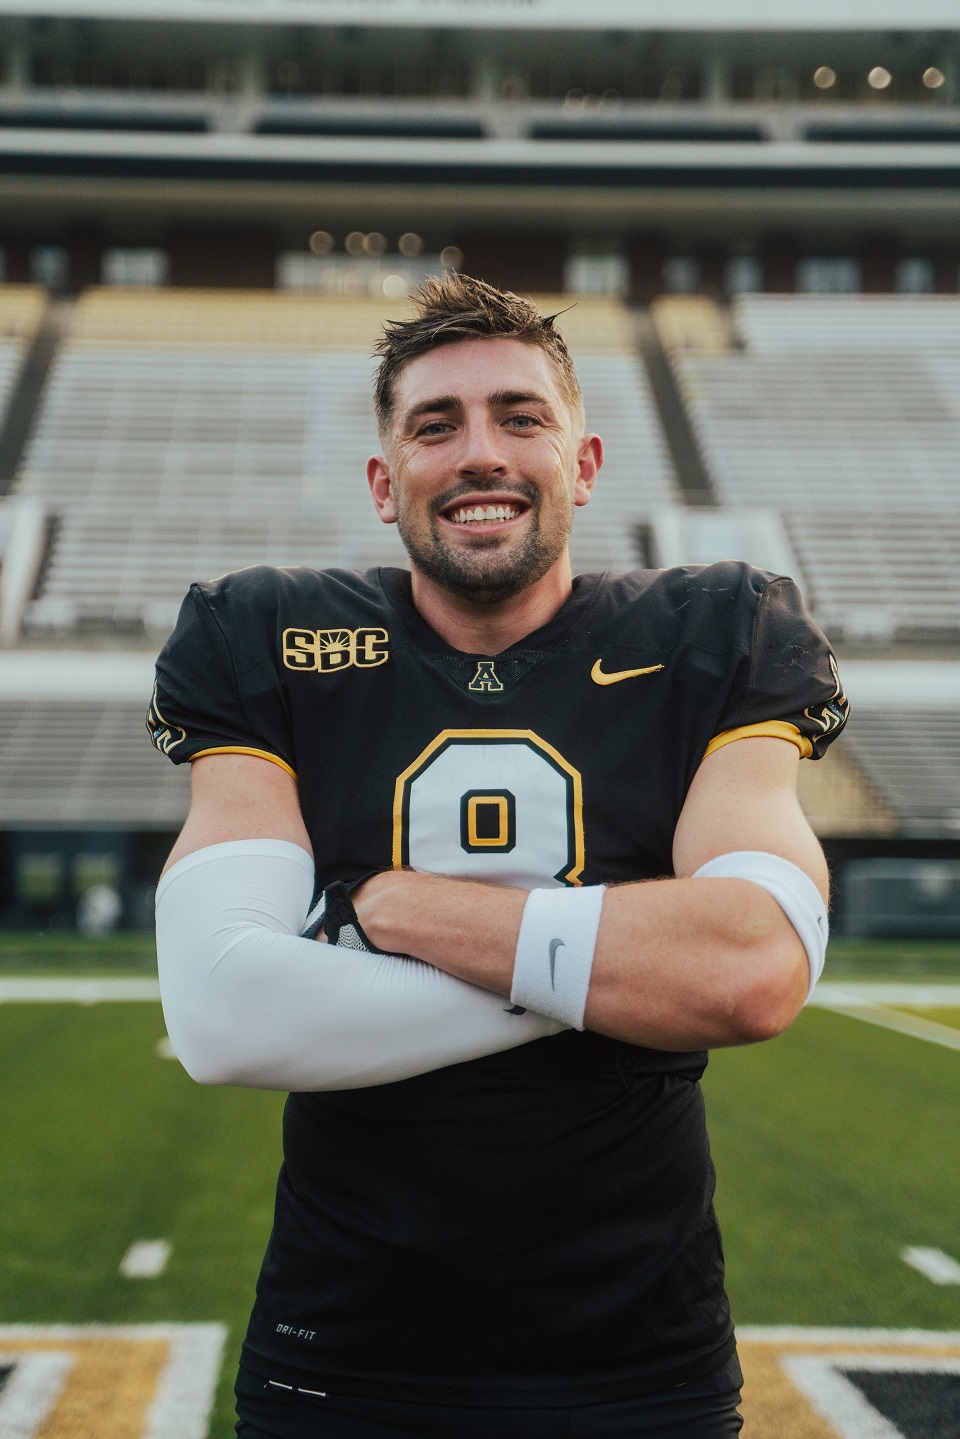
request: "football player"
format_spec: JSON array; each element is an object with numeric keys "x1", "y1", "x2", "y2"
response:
[{"x1": 149, "y1": 274, "x2": 848, "y2": 1439}]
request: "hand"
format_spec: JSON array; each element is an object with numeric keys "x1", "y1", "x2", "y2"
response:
[{"x1": 350, "y1": 870, "x2": 418, "y2": 954}]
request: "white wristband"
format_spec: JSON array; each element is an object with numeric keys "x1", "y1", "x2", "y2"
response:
[
  {"x1": 693, "y1": 850, "x2": 828, "y2": 1000},
  {"x1": 511, "y1": 885, "x2": 606, "y2": 1030}
]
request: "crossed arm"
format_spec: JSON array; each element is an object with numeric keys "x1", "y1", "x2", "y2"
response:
[{"x1": 163, "y1": 735, "x2": 824, "y2": 1058}]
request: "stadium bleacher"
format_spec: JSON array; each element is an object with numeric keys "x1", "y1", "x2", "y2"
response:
[
  {"x1": 795, "y1": 735, "x2": 897, "y2": 839},
  {"x1": 672, "y1": 294, "x2": 960, "y2": 645},
  {"x1": 844, "y1": 707, "x2": 960, "y2": 838},
  {"x1": 0, "y1": 699, "x2": 188, "y2": 827},
  {"x1": 539, "y1": 296, "x2": 679, "y2": 573},
  {"x1": 15, "y1": 289, "x2": 675, "y2": 634},
  {"x1": 0, "y1": 286, "x2": 46, "y2": 426},
  {"x1": 0, "y1": 280, "x2": 957, "y2": 863}
]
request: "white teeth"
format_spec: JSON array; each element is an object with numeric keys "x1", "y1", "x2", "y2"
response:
[{"x1": 449, "y1": 504, "x2": 521, "y2": 524}]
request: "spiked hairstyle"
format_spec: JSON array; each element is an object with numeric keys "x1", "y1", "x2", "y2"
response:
[{"x1": 373, "y1": 271, "x2": 584, "y2": 439}]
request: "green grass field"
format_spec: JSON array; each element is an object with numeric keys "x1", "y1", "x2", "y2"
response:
[{"x1": 1, "y1": 935, "x2": 959, "y2": 1437}]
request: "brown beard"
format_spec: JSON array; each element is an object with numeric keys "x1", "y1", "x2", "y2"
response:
[{"x1": 393, "y1": 481, "x2": 573, "y2": 605}]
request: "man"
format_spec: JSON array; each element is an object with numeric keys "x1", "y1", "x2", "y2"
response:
[{"x1": 149, "y1": 274, "x2": 848, "y2": 1439}]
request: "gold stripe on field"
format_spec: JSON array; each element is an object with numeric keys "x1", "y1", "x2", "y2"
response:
[
  {"x1": 0, "y1": 1336, "x2": 167, "y2": 1439},
  {"x1": 738, "y1": 1334, "x2": 960, "y2": 1438}
]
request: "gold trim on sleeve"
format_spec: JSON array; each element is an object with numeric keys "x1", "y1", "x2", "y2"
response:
[
  {"x1": 703, "y1": 721, "x2": 814, "y2": 761},
  {"x1": 189, "y1": 746, "x2": 297, "y2": 779}
]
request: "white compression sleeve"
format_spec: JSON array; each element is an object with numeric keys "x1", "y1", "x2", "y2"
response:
[
  {"x1": 155, "y1": 840, "x2": 565, "y2": 1092},
  {"x1": 693, "y1": 850, "x2": 828, "y2": 999}
]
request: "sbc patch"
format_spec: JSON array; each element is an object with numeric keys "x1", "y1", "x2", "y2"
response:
[{"x1": 0, "y1": 1323, "x2": 224, "y2": 1438}]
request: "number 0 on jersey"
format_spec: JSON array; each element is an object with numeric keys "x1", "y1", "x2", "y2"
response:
[{"x1": 393, "y1": 730, "x2": 584, "y2": 887}]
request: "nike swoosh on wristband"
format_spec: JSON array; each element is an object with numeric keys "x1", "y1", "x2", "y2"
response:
[
  {"x1": 548, "y1": 937, "x2": 565, "y2": 989},
  {"x1": 591, "y1": 660, "x2": 665, "y2": 686}
]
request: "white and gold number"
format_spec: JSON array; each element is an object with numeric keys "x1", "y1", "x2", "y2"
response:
[{"x1": 393, "y1": 729, "x2": 584, "y2": 888}]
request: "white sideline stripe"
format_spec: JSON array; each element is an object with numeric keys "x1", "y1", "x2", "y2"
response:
[
  {"x1": 737, "y1": 1324, "x2": 960, "y2": 1344},
  {"x1": 815, "y1": 982, "x2": 960, "y2": 1006},
  {"x1": 781, "y1": 1353, "x2": 960, "y2": 1439},
  {"x1": 0, "y1": 1351, "x2": 73, "y2": 1435},
  {"x1": 0, "y1": 978, "x2": 160, "y2": 1003},
  {"x1": 144, "y1": 1324, "x2": 226, "y2": 1439},
  {"x1": 902, "y1": 1246, "x2": 960, "y2": 1285},
  {"x1": 780, "y1": 1355, "x2": 903, "y2": 1439},
  {"x1": 0, "y1": 1325, "x2": 226, "y2": 1439},
  {"x1": 0, "y1": 650, "x2": 156, "y2": 700},
  {"x1": 156, "y1": 1035, "x2": 177, "y2": 1059},
  {"x1": 119, "y1": 1240, "x2": 171, "y2": 1279},
  {"x1": 810, "y1": 994, "x2": 960, "y2": 1052}
]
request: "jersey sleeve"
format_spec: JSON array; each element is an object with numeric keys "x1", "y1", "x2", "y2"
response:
[
  {"x1": 147, "y1": 581, "x2": 296, "y2": 777},
  {"x1": 706, "y1": 576, "x2": 849, "y2": 762}
]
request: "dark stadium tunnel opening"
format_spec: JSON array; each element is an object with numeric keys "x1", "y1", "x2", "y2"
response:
[
  {"x1": 530, "y1": 121, "x2": 766, "y2": 143},
  {"x1": 255, "y1": 116, "x2": 486, "y2": 140},
  {"x1": 0, "y1": 110, "x2": 208, "y2": 134},
  {"x1": 805, "y1": 122, "x2": 960, "y2": 144}
]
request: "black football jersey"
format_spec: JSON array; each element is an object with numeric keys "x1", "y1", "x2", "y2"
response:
[{"x1": 149, "y1": 561, "x2": 847, "y2": 1406}]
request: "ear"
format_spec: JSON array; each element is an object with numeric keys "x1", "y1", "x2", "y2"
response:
[
  {"x1": 573, "y1": 433, "x2": 602, "y2": 508},
  {"x1": 367, "y1": 455, "x2": 398, "y2": 525}
]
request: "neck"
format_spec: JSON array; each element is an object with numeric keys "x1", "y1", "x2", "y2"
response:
[{"x1": 409, "y1": 555, "x2": 574, "y2": 654}]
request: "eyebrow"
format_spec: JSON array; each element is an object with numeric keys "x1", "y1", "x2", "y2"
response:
[
  {"x1": 402, "y1": 394, "x2": 459, "y2": 427},
  {"x1": 401, "y1": 389, "x2": 554, "y2": 427}
]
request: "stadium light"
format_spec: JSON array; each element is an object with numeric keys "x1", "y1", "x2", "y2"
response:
[
  {"x1": 382, "y1": 275, "x2": 409, "y2": 299},
  {"x1": 308, "y1": 231, "x2": 334, "y2": 256},
  {"x1": 398, "y1": 232, "x2": 423, "y2": 257},
  {"x1": 813, "y1": 66, "x2": 837, "y2": 90},
  {"x1": 363, "y1": 232, "x2": 387, "y2": 256},
  {"x1": 867, "y1": 66, "x2": 893, "y2": 90},
  {"x1": 345, "y1": 231, "x2": 366, "y2": 257},
  {"x1": 440, "y1": 246, "x2": 463, "y2": 270},
  {"x1": 923, "y1": 67, "x2": 946, "y2": 89}
]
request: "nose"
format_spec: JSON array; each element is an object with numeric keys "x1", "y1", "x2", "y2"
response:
[{"x1": 456, "y1": 414, "x2": 508, "y2": 479}]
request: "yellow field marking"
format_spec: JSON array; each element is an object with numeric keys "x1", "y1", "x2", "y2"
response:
[
  {"x1": 810, "y1": 985, "x2": 960, "y2": 1052},
  {"x1": 896, "y1": 1006, "x2": 960, "y2": 1030},
  {"x1": 0, "y1": 1336, "x2": 166, "y2": 1439},
  {"x1": 0, "y1": 1325, "x2": 224, "y2": 1439},
  {"x1": 737, "y1": 1327, "x2": 960, "y2": 1438}
]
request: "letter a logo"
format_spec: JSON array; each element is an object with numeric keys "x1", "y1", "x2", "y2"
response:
[{"x1": 468, "y1": 661, "x2": 503, "y2": 693}]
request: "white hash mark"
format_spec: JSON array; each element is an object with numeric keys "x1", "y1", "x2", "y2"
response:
[
  {"x1": 120, "y1": 1240, "x2": 172, "y2": 1279},
  {"x1": 902, "y1": 1246, "x2": 960, "y2": 1285}
]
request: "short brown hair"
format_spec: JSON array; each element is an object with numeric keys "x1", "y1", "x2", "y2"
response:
[{"x1": 373, "y1": 271, "x2": 583, "y2": 438}]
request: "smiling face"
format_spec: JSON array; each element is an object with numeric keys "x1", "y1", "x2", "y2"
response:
[{"x1": 367, "y1": 336, "x2": 601, "y2": 607}]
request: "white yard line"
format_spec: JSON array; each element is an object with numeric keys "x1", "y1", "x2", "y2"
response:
[
  {"x1": 0, "y1": 1325, "x2": 225, "y2": 1439},
  {"x1": 119, "y1": 1240, "x2": 172, "y2": 1279},
  {"x1": 809, "y1": 983, "x2": 960, "y2": 1051},
  {"x1": 0, "y1": 1352, "x2": 73, "y2": 1436},
  {"x1": 779, "y1": 1355, "x2": 903, "y2": 1439},
  {"x1": 738, "y1": 1326, "x2": 960, "y2": 1344},
  {"x1": 781, "y1": 1353, "x2": 960, "y2": 1439},
  {"x1": 815, "y1": 1000, "x2": 960, "y2": 1052},
  {"x1": 0, "y1": 978, "x2": 160, "y2": 1003},
  {"x1": 902, "y1": 1247, "x2": 960, "y2": 1285},
  {"x1": 815, "y1": 983, "x2": 960, "y2": 1006}
]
